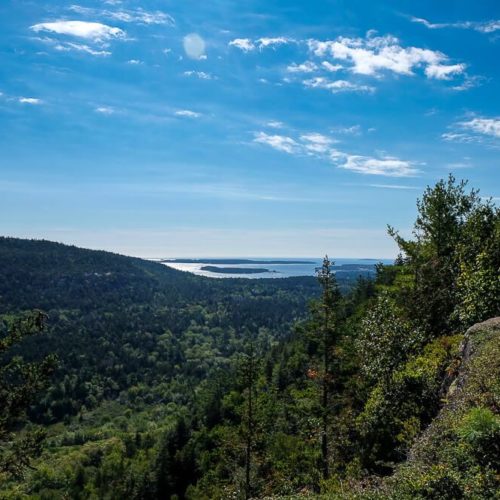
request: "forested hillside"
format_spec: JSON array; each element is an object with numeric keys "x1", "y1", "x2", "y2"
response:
[{"x1": 0, "y1": 176, "x2": 499, "y2": 499}]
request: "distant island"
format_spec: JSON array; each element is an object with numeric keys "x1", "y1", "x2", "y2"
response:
[
  {"x1": 200, "y1": 266, "x2": 276, "y2": 274},
  {"x1": 163, "y1": 258, "x2": 313, "y2": 264},
  {"x1": 164, "y1": 259, "x2": 314, "y2": 264}
]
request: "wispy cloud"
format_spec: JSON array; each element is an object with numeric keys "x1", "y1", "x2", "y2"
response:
[
  {"x1": 300, "y1": 132, "x2": 337, "y2": 153},
  {"x1": 30, "y1": 21, "x2": 125, "y2": 42},
  {"x1": 303, "y1": 77, "x2": 374, "y2": 94},
  {"x1": 253, "y1": 130, "x2": 419, "y2": 177},
  {"x1": 257, "y1": 37, "x2": 294, "y2": 49},
  {"x1": 460, "y1": 117, "x2": 500, "y2": 139},
  {"x1": 254, "y1": 132, "x2": 299, "y2": 153},
  {"x1": 54, "y1": 41, "x2": 111, "y2": 56},
  {"x1": 69, "y1": 5, "x2": 175, "y2": 26},
  {"x1": 443, "y1": 116, "x2": 500, "y2": 144},
  {"x1": 229, "y1": 38, "x2": 255, "y2": 52},
  {"x1": 452, "y1": 75, "x2": 483, "y2": 92},
  {"x1": 410, "y1": 16, "x2": 500, "y2": 34},
  {"x1": 183, "y1": 70, "x2": 214, "y2": 80},
  {"x1": 341, "y1": 156, "x2": 419, "y2": 177},
  {"x1": 95, "y1": 106, "x2": 115, "y2": 114},
  {"x1": 229, "y1": 36, "x2": 294, "y2": 51},
  {"x1": 287, "y1": 61, "x2": 318, "y2": 73},
  {"x1": 266, "y1": 121, "x2": 284, "y2": 128},
  {"x1": 175, "y1": 109, "x2": 202, "y2": 118},
  {"x1": 441, "y1": 132, "x2": 477, "y2": 144},
  {"x1": 18, "y1": 97, "x2": 43, "y2": 105},
  {"x1": 321, "y1": 61, "x2": 343, "y2": 72},
  {"x1": 332, "y1": 125, "x2": 362, "y2": 135}
]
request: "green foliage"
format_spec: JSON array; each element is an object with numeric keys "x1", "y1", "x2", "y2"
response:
[
  {"x1": 389, "y1": 175, "x2": 499, "y2": 336},
  {"x1": 0, "y1": 177, "x2": 498, "y2": 498},
  {"x1": 358, "y1": 293, "x2": 424, "y2": 383},
  {"x1": 0, "y1": 311, "x2": 57, "y2": 480},
  {"x1": 356, "y1": 335, "x2": 461, "y2": 471},
  {"x1": 457, "y1": 407, "x2": 500, "y2": 468}
]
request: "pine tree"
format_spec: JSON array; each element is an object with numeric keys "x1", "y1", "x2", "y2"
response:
[
  {"x1": 315, "y1": 256, "x2": 340, "y2": 480},
  {"x1": 240, "y1": 341, "x2": 258, "y2": 499}
]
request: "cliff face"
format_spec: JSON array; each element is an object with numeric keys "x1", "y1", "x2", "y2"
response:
[{"x1": 382, "y1": 317, "x2": 500, "y2": 498}]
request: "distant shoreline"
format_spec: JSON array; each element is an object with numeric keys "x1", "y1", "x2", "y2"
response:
[
  {"x1": 162, "y1": 258, "x2": 314, "y2": 265},
  {"x1": 200, "y1": 265, "x2": 276, "y2": 274}
]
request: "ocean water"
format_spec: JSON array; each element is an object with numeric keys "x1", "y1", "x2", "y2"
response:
[{"x1": 156, "y1": 257, "x2": 394, "y2": 279}]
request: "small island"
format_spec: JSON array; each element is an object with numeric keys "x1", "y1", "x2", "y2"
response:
[
  {"x1": 163, "y1": 258, "x2": 313, "y2": 265},
  {"x1": 200, "y1": 266, "x2": 276, "y2": 274}
]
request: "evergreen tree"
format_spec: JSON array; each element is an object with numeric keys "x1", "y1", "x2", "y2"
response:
[
  {"x1": 311, "y1": 256, "x2": 341, "y2": 480},
  {"x1": 0, "y1": 310, "x2": 57, "y2": 477},
  {"x1": 388, "y1": 175, "x2": 483, "y2": 335},
  {"x1": 240, "y1": 342, "x2": 258, "y2": 499}
]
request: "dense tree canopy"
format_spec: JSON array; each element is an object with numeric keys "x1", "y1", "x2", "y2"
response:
[{"x1": 0, "y1": 177, "x2": 499, "y2": 498}]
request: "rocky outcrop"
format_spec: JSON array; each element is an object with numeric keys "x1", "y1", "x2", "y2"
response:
[{"x1": 408, "y1": 317, "x2": 500, "y2": 464}]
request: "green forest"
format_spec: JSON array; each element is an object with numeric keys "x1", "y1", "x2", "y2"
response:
[{"x1": 0, "y1": 176, "x2": 499, "y2": 499}]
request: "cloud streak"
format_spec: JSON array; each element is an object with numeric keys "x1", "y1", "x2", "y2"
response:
[
  {"x1": 253, "y1": 131, "x2": 419, "y2": 177},
  {"x1": 410, "y1": 16, "x2": 500, "y2": 34},
  {"x1": 69, "y1": 5, "x2": 175, "y2": 26},
  {"x1": 443, "y1": 116, "x2": 500, "y2": 144},
  {"x1": 18, "y1": 97, "x2": 43, "y2": 104},
  {"x1": 229, "y1": 36, "x2": 295, "y2": 51},
  {"x1": 183, "y1": 70, "x2": 214, "y2": 80},
  {"x1": 461, "y1": 117, "x2": 500, "y2": 139},
  {"x1": 303, "y1": 77, "x2": 374, "y2": 94},
  {"x1": 175, "y1": 109, "x2": 202, "y2": 118}
]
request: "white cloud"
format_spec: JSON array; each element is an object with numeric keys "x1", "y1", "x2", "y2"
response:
[
  {"x1": 443, "y1": 116, "x2": 500, "y2": 144},
  {"x1": 341, "y1": 155, "x2": 419, "y2": 177},
  {"x1": 69, "y1": 5, "x2": 175, "y2": 25},
  {"x1": 30, "y1": 21, "x2": 125, "y2": 42},
  {"x1": 266, "y1": 121, "x2": 284, "y2": 128},
  {"x1": 460, "y1": 117, "x2": 500, "y2": 138},
  {"x1": 300, "y1": 132, "x2": 337, "y2": 153},
  {"x1": 254, "y1": 129, "x2": 417, "y2": 177},
  {"x1": 127, "y1": 59, "x2": 142, "y2": 64},
  {"x1": 410, "y1": 16, "x2": 500, "y2": 33},
  {"x1": 287, "y1": 61, "x2": 318, "y2": 73},
  {"x1": 333, "y1": 125, "x2": 362, "y2": 135},
  {"x1": 18, "y1": 97, "x2": 42, "y2": 104},
  {"x1": 321, "y1": 61, "x2": 343, "y2": 72},
  {"x1": 256, "y1": 37, "x2": 293, "y2": 49},
  {"x1": 229, "y1": 37, "x2": 294, "y2": 51},
  {"x1": 55, "y1": 42, "x2": 111, "y2": 56},
  {"x1": 307, "y1": 34, "x2": 465, "y2": 80},
  {"x1": 229, "y1": 38, "x2": 255, "y2": 52},
  {"x1": 254, "y1": 132, "x2": 299, "y2": 154},
  {"x1": 303, "y1": 77, "x2": 374, "y2": 94},
  {"x1": 425, "y1": 63, "x2": 466, "y2": 80},
  {"x1": 175, "y1": 109, "x2": 201, "y2": 118},
  {"x1": 95, "y1": 106, "x2": 115, "y2": 114},
  {"x1": 441, "y1": 132, "x2": 476, "y2": 143},
  {"x1": 183, "y1": 70, "x2": 214, "y2": 80},
  {"x1": 452, "y1": 75, "x2": 482, "y2": 91}
]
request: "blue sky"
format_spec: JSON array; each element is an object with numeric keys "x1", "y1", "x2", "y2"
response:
[{"x1": 0, "y1": 0, "x2": 498, "y2": 257}]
